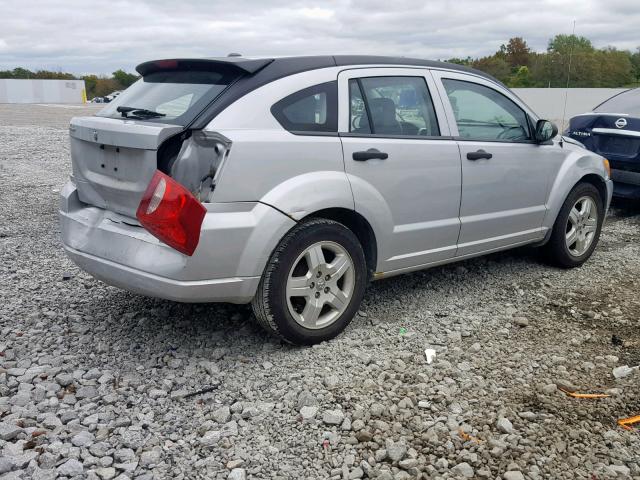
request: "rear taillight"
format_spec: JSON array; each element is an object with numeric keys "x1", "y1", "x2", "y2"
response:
[{"x1": 136, "y1": 171, "x2": 206, "y2": 256}]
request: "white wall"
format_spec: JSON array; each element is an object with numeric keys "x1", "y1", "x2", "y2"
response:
[
  {"x1": 0, "y1": 79, "x2": 86, "y2": 104},
  {"x1": 512, "y1": 88, "x2": 627, "y2": 125}
]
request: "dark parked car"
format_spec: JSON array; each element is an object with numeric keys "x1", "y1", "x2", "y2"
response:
[{"x1": 568, "y1": 88, "x2": 640, "y2": 199}]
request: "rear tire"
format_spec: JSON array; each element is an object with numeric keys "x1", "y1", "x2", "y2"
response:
[
  {"x1": 252, "y1": 218, "x2": 367, "y2": 345},
  {"x1": 544, "y1": 182, "x2": 604, "y2": 268}
]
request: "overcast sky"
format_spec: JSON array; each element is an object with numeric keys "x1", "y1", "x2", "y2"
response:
[{"x1": 1, "y1": 0, "x2": 639, "y2": 75}]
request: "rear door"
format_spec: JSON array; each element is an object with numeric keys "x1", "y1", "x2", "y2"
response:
[
  {"x1": 431, "y1": 71, "x2": 558, "y2": 256},
  {"x1": 338, "y1": 68, "x2": 462, "y2": 273}
]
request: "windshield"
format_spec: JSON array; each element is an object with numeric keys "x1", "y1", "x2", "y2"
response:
[
  {"x1": 96, "y1": 69, "x2": 240, "y2": 125},
  {"x1": 594, "y1": 88, "x2": 640, "y2": 116}
]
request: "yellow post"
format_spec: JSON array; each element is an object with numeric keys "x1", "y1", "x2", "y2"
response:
[{"x1": 81, "y1": 88, "x2": 87, "y2": 104}]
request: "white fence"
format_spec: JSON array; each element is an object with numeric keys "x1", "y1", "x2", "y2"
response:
[
  {"x1": 0, "y1": 79, "x2": 86, "y2": 104},
  {"x1": 512, "y1": 88, "x2": 627, "y2": 126},
  {"x1": 0, "y1": 80, "x2": 628, "y2": 120}
]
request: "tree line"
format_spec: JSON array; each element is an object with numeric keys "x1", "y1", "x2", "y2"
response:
[
  {"x1": 0, "y1": 68, "x2": 139, "y2": 99},
  {"x1": 447, "y1": 34, "x2": 640, "y2": 88},
  {"x1": 2, "y1": 34, "x2": 639, "y2": 95}
]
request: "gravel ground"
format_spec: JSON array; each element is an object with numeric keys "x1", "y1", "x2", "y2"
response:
[{"x1": 0, "y1": 104, "x2": 639, "y2": 480}]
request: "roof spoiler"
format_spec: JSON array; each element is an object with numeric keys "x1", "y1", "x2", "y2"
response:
[{"x1": 136, "y1": 58, "x2": 274, "y2": 76}]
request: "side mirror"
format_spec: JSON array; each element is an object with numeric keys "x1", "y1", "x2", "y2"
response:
[{"x1": 535, "y1": 119, "x2": 558, "y2": 143}]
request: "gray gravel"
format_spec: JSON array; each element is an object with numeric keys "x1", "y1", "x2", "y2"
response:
[{"x1": 1, "y1": 104, "x2": 639, "y2": 479}]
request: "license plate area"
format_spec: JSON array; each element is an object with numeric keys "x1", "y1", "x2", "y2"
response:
[{"x1": 96, "y1": 145, "x2": 120, "y2": 178}]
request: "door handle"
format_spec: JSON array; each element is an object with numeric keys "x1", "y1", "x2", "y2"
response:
[
  {"x1": 353, "y1": 149, "x2": 388, "y2": 161},
  {"x1": 466, "y1": 149, "x2": 492, "y2": 161}
]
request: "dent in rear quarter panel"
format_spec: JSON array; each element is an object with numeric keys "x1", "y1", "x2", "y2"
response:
[
  {"x1": 209, "y1": 129, "x2": 348, "y2": 207},
  {"x1": 542, "y1": 143, "x2": 608, "y2": 231},
  {"x1": 207, "y1": 128, "x2": 352, "y2": 278}
]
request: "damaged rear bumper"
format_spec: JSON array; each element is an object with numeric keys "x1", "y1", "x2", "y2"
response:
[
  {"x1": 59, "y1": 181, "x2": 295, "y2": 304},
  {"x1": 63, "y1": 245, "x2": 260, "y2": 303}
]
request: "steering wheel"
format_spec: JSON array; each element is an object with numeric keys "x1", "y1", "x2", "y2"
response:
[{"x1": 352, "y1": 114, "x2": 365, "y2": 131}]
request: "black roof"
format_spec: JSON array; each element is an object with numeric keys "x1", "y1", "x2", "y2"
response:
[
  {"x1": 135, "y1": 55, "x2": 500, "y2": 129},
  {"x1": 137, "y1": 55, "x2": 497, "y2": 83}
]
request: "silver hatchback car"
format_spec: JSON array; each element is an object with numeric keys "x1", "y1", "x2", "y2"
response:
[{"x1": 60, "y1": 56, "x2": 612, "y2": 344}]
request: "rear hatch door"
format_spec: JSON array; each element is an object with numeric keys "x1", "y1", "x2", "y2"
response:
[
  {"x1": 69, "y1": 58, "x2": 270, "y2": 217},
  {"x1": 69, "y1": 117, "x2": 181, "y2": 218}
]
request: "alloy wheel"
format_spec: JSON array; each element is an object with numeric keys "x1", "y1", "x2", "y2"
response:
[
  {"x1": 285, "y1": 241, "x2": 355, "y2": 329},
  {"x1": 565, "y1": 196, "x2": 598, "y2": 257}
]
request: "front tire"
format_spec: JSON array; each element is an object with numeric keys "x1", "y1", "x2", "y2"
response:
[
  {"x1": 544, "y1": 182, "x2": 604, "y2": 268},
  {"x1": 252, "y1": 218, "x2": 367, "y2": 345}
]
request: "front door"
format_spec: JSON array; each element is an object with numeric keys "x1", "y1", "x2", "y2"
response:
[
  {"x1": 338, "y1": 68, "x2": 462, "y2": 273},
  {"x1": 431, "y1": 71, "x2": 559, "y2": 256}
]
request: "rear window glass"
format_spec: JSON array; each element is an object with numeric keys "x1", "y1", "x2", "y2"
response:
[
  {"x1": 96, "y1": 69, "x2": 240, "y2": 126},
  {"x1": 271, "y1": 81, "x2": 338, "y2": 133},
  {"x1": 594, "y1": 88, "x2": 640, "y2": 116}
]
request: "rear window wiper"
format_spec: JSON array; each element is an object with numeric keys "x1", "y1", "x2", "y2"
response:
[{"x1": 116, "y1": 106, "x2": 166, "y2": 119}]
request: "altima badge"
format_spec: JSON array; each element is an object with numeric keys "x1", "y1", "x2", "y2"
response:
[{"x1": 615, "y1": 118, "x2": 627, "y2": 129}]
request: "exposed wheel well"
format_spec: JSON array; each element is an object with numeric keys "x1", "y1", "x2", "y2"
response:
[
  {"x1": 579, "y1": 174, "x2": 607, "y2": 207},
  {"x1": 305, "y1": 208, "x2": 377, "y2": 277}
]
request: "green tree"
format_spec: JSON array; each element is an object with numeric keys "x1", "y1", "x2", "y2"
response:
[
  {"x1": 630, "y1": 48, "x2": 640, "y2": 83},
  {"x1": 548, "y1": 34, "x2": 594, "y2": 55},
  {"x1": 597, "y1": 47, "x2": 634, "y2": 87},
  {"x1": 82, "y1": 75, "x2": 98, "y2": 99},
  {"x1": 508, "y1": 66, "x2": 532, "y2": 87},
  {"x1": 539, "y1": 35, "x2": 596, "y2": 87},
  {"x1": 94, "y1": 78, "x2": 121, "y2": 97},
  {"x1": 504, "y1": 37, "x2": 531, "y2": 68},
  {"x1": 112, "y1": 69, "x2": 138, "y2": 88},
  {"x1": 445, "y1": 57, "x2": 472, "y2": 66},
  {"x1": 472, "y1": 56, "x2": 511, "y2": 83},
  {"x1": 33, "y1": 70, "x2": 75, "y2": 80},
  {"x1": 10, "y1": 67, "x2": 35, "y2": 79}
]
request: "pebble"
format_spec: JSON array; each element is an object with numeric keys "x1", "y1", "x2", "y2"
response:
[
  {"x1": 0, "y1": 423, "x2": 22, "y2": 441},
  {"x1": 228, "y1": 468, "x2": 247, "y2": 480},
  {"x1": 323, "y1": 409, "x2": 345, "y2": 425},
  {"x1": 513, "y1": 316, "x2": 529, "y2": 327},
  {"x1": 452, "y1": 462, "x2": 474, "y2": 478},
  {"x1": 212, "y1": 405, "x2": 231, "y2": 423},
  {"x1": 385, "y1": 440, "x2": 407, "y2": 462},
  {"x1": 300, "y1": 405, "x2": 318, "y2": 420},
  {"x1": 71, "y1": 430, "x2": 94, "y2": 447},
  {"x1": 57, "y1": 458, "x2": 84, "y2": 477},
  {"x1": 496, "y1": 417, "x2": 514, "y2": 434},
  {"x1": 503, "y1": 472, "x2": 525, "y2": 480}
]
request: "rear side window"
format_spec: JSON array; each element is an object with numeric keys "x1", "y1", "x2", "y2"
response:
[
  {"x1": 349, "y1": 76, "x2": 440, "y2": 137},
  {"x1": 271, "y1": 81, "x2": 338, "y2": 133},
  {"x1": 97, "y1": 69, "x2": 241, "y2": 126},
  {"x1": 442, "y1": 79, "x2": 531, "y2": 142}
]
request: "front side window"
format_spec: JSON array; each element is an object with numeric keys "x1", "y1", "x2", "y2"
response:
[
  {"x1": 271, "y1": 81, "x2": 337, "y2": 133},
  {"x1": 442, "y1": 79, "x2": 531, "y2": 141},
  {"x1": 349, "y1": 76, "x2": 440, "y2": 137}
]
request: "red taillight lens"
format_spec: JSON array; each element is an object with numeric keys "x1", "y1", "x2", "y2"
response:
[{"x1": 136, "y1": 171, "x2": 206, "y2": 256}]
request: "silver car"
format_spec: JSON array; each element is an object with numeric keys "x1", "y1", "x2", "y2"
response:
[{"x1": 60, "y1": 56, "x2": 613, "y2": 344}]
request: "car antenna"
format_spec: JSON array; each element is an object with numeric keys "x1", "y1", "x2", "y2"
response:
[{"x1": 560, "y1": 20, "x2": 577, "y2": 147}]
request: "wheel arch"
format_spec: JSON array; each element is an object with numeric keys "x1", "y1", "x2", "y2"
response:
[
  {"x1": 578, "y1": 173, "x2": 608, "y2": 208},
  {"x1": 303, "y1": 207, "x2": 378, "y2": 278},
  {"x1": 540, "y1": 171, "x2": 610, "y2": 246}
]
